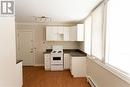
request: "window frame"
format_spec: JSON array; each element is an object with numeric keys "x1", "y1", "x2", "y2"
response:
[
  {"x1": 104, "y1": 0, "x2": 130, "y2": 79},
  {"x1": 91, "y1": 2, "x2": 105, "y2": 62},
  {"x1": 84, "y1": 0, "x2": 130, "y2": 84}
]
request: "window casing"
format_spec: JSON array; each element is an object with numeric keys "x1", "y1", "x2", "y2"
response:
[
  {"x1": 91, "y1": 4, "x2": 104, "y2": 60},
  {"x1": 105, "y1": 0, "x2": 130, "y2": 76},
  {"x1": 84, "y1": 0, "x2": 130, "y2": 83},
  {"x1": 84, "y1": 16, "x2": 92, "y2": 55}
]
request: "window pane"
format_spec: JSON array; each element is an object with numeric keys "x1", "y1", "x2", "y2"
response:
[
  {"x1": 91, "y1": 4, "x2": 104, "y2": 60},
  {"x1": 84, "y1": 16, "x2": 92, "y2": 55},
  {"x1": 106, "y1": 0, "x2": 130, "y2": 75}
]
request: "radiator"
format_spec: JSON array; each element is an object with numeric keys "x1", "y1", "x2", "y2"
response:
[{"x1": 87, "y1": 76, "x2": 97, "y2": 87}]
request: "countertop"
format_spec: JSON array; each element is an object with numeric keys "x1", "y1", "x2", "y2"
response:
[
  {"x1": 44, "y1": 49, "x2": 87, "y2": 57},
  {"x1": 16, "y1": 60, "x2": 23, "y2": 64}
]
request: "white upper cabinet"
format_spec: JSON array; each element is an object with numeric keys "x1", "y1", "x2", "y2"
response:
[
  {"x1": 46, "y1": 26, "x2": 58, "y2": 41},
  {"x1": 69, "y1": 26, "x2": 77, "y2": 41},
  {"x1": 64, "y1": 27, "x2": 70, "y2": 41},
  {"x1": 57, "y1": 26, "x2": 64, "y2": 41},
  {"x1": 46, "y1": 24, "x2": 84, "y2": 41},
  {"x1": 46, "y1": 26, "x2": 71, "y2": 41},
  {"x1": 57, "y1": 26, "x2": 64, "y2": 34},
  {"x1": 77, "y1": 24, "x2": 84, "y2": 41},
  {"x1": 69, "y1": 24, "x2": 84, "y2": 41}
]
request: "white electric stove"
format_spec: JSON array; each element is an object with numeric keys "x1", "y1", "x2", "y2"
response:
[{"x1": 51, "y1": 45, "x2": 63, "y2": 71}]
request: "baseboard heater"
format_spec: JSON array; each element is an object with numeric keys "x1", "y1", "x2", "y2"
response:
[{"x1": 87, "y1": 76, "x2": 97, "y2": 87}]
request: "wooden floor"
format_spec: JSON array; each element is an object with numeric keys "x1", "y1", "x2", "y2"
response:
[{"x1": 23, "y1": 66, "x2": 91, "y2": 87}]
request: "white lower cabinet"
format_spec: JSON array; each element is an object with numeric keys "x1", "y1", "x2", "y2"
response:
[
  {"x1": 64, "y1": 54, "x2": 70, "y2": 69},
  {"x1": 71, "y1": 57, "x2": 86, "y2": 77},
  {"x1": 16, "y1": 62, "x2": 23, "y2": 87},
  {"x1": 44, "y1": 53, "x2": 86, "y2": 78},
  {"x1": 44, "y1": 54, "x2": 51, "y2": 70}
]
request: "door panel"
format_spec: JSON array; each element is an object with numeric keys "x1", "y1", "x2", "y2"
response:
[{"x1": 17, "y1": 31, "x2": 34, "y2": 66}]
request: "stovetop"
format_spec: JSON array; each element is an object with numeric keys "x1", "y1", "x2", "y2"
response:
[
  {"x1": 51, "y1": 45, "x2": 63, "y2": 54},
  {"x1": 51, "y1": 50, "x2": 63, "y2": 54}
]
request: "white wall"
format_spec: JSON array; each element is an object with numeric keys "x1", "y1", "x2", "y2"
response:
[
  {"x1": 86, "y1": 58, "x2": 130, "y2": 87},
  {"x1": 46, "y1": 41, "x2": 79, "y2": 49},
  {"x1": 79, "y1": 42, "x2": 130, "y2": 87},
  {"x1": 0, "y1": 17, "x2": 17, "y2": 87},
  {"x1": 79, "y1": 42, "x2": 84, "y2": 52},
  {"x1": 16, "y1": 23, "x2": 80, "y2": 66}
]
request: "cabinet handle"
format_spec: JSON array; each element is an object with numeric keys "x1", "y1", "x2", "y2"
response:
[{"x1": 30, "y1": 51, "x2": 33, "y2": 53}]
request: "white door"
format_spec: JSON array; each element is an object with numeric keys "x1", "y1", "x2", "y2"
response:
[{"x1": 17, "y1": 31, "x2": 34, "y2": 66}]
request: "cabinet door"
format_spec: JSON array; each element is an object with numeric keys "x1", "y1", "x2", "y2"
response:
[
  {"x1": 64, "y1": 27, "x2": 69, "y2": 41},
  {"x1": 57, "y1": 26, "x2": 64, "y2": 41},
  {"x1": 77, "y1": 24, "x2": 84, "y2": 41},
  {"x1": 44, "y1": 54, "x2": 51, "y2": 70},
  {"x1": 46, "y1": 26, "x2": 57, "y2": 41},
  {"x1": 16, "y1": 62, "x2": 23, "y2": 87},
  {"x1": 71, "y1": 57, "x2": 86, "y2": 77},
  {"x1": 69, "y1": 26, "x2": 77, "y2": 41},
  {"x1": 57, "y1": 26, "x2": 64, "y2": 34},
  {"x1": 64, "y1": 54, "x2": 70, "y2": 69}
]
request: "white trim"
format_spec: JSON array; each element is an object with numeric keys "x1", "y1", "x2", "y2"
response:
[
  {"x1": 87, "y1": 56, "x2": 130, "y2": 84},
  {"x1": 16, "y1": 30, "x2": 35, "y2": 66},
  {"x1": 16, "y1": 22, "x2": 76, "y2": 26},
  {"x1": 86, "y1": 76, "x2": 98, "y2": 87},
  {"x1": 34, "y1": 64, "x2": 44, "y2": 66}
]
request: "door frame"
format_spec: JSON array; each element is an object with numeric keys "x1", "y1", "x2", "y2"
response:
[{"x1": 16, "y1": 29, "x2": 35, "y2": 66}]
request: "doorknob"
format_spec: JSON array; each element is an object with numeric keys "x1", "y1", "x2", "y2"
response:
[{"x1": 30, "y1": 50, "x2": 33, "y2": 53}]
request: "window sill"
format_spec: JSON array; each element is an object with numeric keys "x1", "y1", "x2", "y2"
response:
[{"x1": 87, "y1": 56, "x2": 130, "y2": 84}]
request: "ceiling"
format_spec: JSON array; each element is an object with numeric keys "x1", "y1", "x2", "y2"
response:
[{"x1": 15, "y1": 0, "x2": 102, "y2": 23}]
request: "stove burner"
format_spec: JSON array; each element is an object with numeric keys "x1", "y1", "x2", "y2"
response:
[
  {"x1": 52, "y1": 51, "x2": 57, "y2": 53},
  {"x1": 58, "y1": 51, "x2": 62, "y2": 53},
  {"x1": 52, "y1": 50, "x2": 62, "y2": 54}
]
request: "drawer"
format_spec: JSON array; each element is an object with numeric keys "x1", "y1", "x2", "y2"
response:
[
  {"x1": 45, "y1": 60, "x2": 50, "y2": 63},
  {"x1": 45, "y1": 62, "x2": 50, "y2": 65},
  {"x1": 44, "y1": 54, "x2": 50, "y2": 57},
  {"x1": 45, "y1": 57, "x2": 50, "y2": 60},
  {"x1": 44, "y1": 54, "x2": 51, "y2": 62},
  {"x1": 45, "y1": 66, "x2": 51, "y2": 70},
  {"x1": 44, "y1": 54, "x2": 51, "y2": 70}
]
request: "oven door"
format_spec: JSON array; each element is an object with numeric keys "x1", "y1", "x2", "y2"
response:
[
  {"x1": 51, "y1": 54, "x2": 63, "y2": 64},
  {"x1": 53, "y1": 57, "x2": 61, "y2": 61}
]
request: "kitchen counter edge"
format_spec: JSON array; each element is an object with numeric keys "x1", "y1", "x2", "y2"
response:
[
  {"x1": 43, "y1": 49, "x2": 87, "y2": 57},
  {"x1": 16, "y1": 60, "x2": 23, "y2": 64}
]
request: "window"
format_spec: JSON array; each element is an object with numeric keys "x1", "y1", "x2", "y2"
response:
[
  {"x1": 91, "y1": 4, "x2": 104, "y2": 60},
  {"x1": 106, "y1": 0, "x2": 130, "y2": 76},
  {"x1": 84, "y1": 3, "x2": 104, "y2": 60},
  {"x1": 84, "y1": 0, "x2": 130, "y2": 83},
  {"x1": 84, "y1": 16, "x2": 92, "y2": 55}
]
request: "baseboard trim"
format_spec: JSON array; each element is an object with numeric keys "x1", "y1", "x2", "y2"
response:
[
  {"x1": 34, "y1": 64, "x2": 44, "y2": 66},
  {"x1": 86, "y1": 76, "x2": 98, "y2": 87}
]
